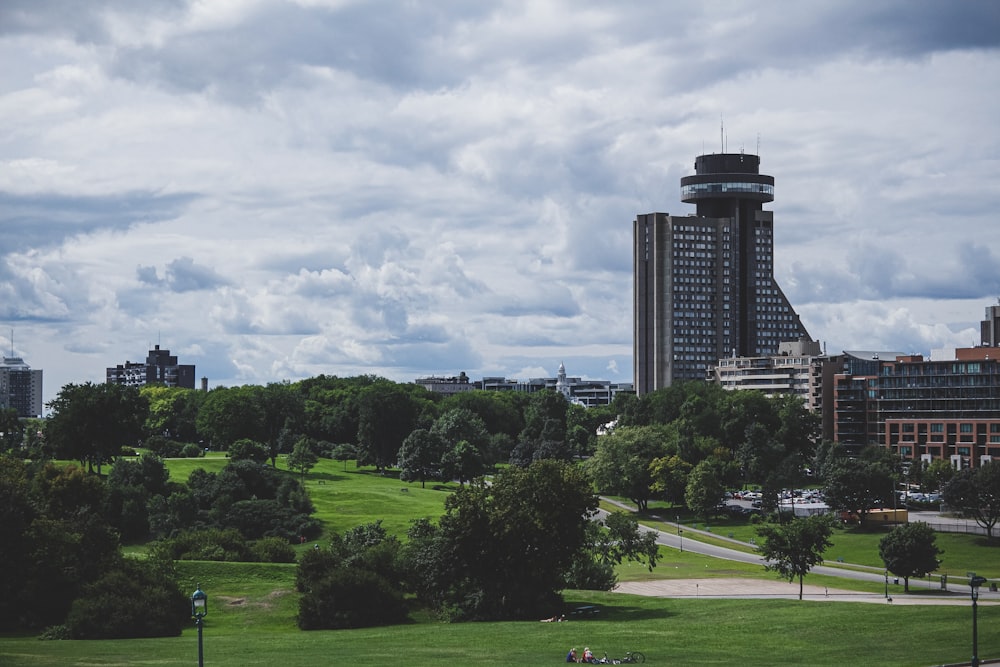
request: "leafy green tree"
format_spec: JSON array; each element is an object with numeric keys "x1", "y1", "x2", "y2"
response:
[
  {"x1": 297, "y1": 521, "x2": 407, "y2": 630},
  {"x1": 0, "y1": 457, "x2": 36, "y2": 629},
  {"x1": 331, "y1": 443, "x2": 357, "y2": 471},
  {"x1": 586, "y1": 424, "x2": 671, "y2": 511},
  {"x1": 105, "y1": 453, "x2": 171, "y2": 541},
  {"x1": 925, "y1": 458, "x2": 957, "y2": 493},
  {"x1": 942, "y1": 461, "x2": 1000, "y2": 540},
  {"x1": 397, "y1": 428, "x2": 445, "y2": 488},
  {"x1": 822, "y1": 451, "x2": 895, "y2": 526},
  {"x1": 141, "y1": 385, "x2": 205, "y2": 443},
  {"x1": 685, "y1": 458, "x2": 726, "y2": 521},
  {"x1": 228, "y1": 438, "x2": 269, "y2": 463},
  {"x1": 441, "y1": 439, "x2": 486, "y2": 485},
  {"x1": 649, "y1": 454, "x2": 693, "y2": 507},
  {"x1": 195, "y1": 385, "x2": 262, "y2": 450},
  {"x1": 879, "y1": 522, "x2": 942, "y2": 591},
  {"x1": 287, "y1": 437, "x2": 319, "y2": 478},
  {"x1": 46, "y1": 382, "x2": 148, "y2": 474},
  {"x1": 258, "y1": 382, "x2": 306, "y2": 467},
  {"x1": 403, "y1": 460, "x2": 598, "y2": 620},
  {"x1": 439, "y1": 389, "x2": 525, "y2": 439},
  {"x1": 755, "y1": 514, "x2": 834, "y2": 600},
  {"x1": 0, "y1": 407, "x2": 24, "y2": 452},
  {"x1": 356, "y1": 381, "x2": 427, "y2": 472}
]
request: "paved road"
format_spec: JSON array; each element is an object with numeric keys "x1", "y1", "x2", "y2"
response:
[{"x1": 597, "y1": 501, "x2": 1000, "y2": 604}]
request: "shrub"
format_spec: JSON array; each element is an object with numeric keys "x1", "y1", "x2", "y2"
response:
[
  {"x1": 64, "y1": 558, "x2": 189, "y2": 639},
  {"x1": 228, "y1": 439, "x2": 269, "y2": 463},
  {"x1": 250, "y1": 536, "x2": 296, "y2": 563},
  {"x1": 181, "y1": 442, "x2": 204, "y2": 458},
  {"x1": 145, "y1": 435, "x2": 185, "y2": 458},
  {"x1": 297, "y1": 567, "x2": 408, "y2": 630},
  {"x1": 152, "y1": 528, "x2": 253, "y2": 562}
]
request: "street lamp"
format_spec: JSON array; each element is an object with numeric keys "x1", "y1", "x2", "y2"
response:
[
  {"x1": 884, "y1": 570, "x2": 889, "y2": 599},
  {"x1": 191, "y1": 584, "x2": 208, "y2": 667},
  {"x1": 677, "y1": 515, "x2": 683, "y2": 553},
  {"x1": 969, "y1": 574, "x2": 987, "y2": 667}
]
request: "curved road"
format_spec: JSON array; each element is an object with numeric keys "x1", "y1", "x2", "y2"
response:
[{"x1": 597, "y1": 502, "x2": 1000, "y2": 603}]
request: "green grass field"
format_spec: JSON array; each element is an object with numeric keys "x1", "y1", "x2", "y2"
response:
[{"x1": 2, "y1": 458, "x2": 998, "y2": 666}]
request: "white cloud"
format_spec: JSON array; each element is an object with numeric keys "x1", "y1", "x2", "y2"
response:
[{"x1": 1, "y1": 0, "x2": 998, "y2": 405}]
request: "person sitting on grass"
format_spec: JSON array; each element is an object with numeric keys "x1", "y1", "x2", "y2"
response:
[{"x1": 566, "y1": 647, "x2": 578, "y2": 662}]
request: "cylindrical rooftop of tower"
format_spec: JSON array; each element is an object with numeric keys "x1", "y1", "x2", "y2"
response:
[{"x1": 680, "y1": 152, "x2": 774, "y2": 205}]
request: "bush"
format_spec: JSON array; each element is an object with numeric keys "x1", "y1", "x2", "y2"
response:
[
  {"x1": 250, "y1": 537, "x2": 296, "y2": 563},
  {"x1": 228, "y1": 439, "x2": 269, "y2": 463},
  {"x1": 181, "y1": 442, "x2": 204, "y2": 458},
  {"x1": 297, "y1": 567, "x2": 408, "y2": 630},
  {"x1": 152, "y1": 528, "x2": 253, "y2": 562},
  {"x1": 64, "y1": 558, "x2": 189, "y2": 639},
  {"x1": 145, "y1": 435, "x2": 185, "y2": 458}
]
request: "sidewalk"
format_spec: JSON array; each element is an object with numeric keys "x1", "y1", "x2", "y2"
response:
[{"x1": 614, "y1": 577, "x2": 1000, "y2": 605}]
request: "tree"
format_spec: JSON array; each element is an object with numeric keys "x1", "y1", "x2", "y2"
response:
[
  {"x1": 685, "y1": 458, "x2": 726, "y2": 521},
  {"x1": 46, "y1": 382, "x2": 148, "y2": 474},
  {"x1": 195, "y1": 386, "x2": 263, "y2": 450},
  {"x1": 331, "y1": 443, "x2": 357, "y2": 471},
  {"x1": 879, "y1": 522, "x2": 942, "y2": 591},
  {"x1": 942, "y1": 461, "x2": 1000, "y2": 540},
  {"x1": 755, "y1": 514, "x2": 834, "y2": 600},
  {"x1": 0, "y1": 407, "x2": 24, "y2": 452},
  {"x1": 822, "y1": 452, "x2": 895, "y2": 527},
  {"x1": 586, "y1": 424, "x2": 671, "y2": 511},
  {"x1": 287, "y1": 437, "x2": 319, "y2": 478},
  {"x1": 649, "y1": 454, "x2": 692, "y2": 507},
  {"x1": 925, "y1": 458, "x2": 957, "y2": 493},
  {"x1": 356, "y1": 381, "x2": 426, "y2": 472},
  {"x1": 397, "y1": 429, "x2": 445, "y2": 488},
  {"x1": 228, "y1": 438, "x2": 269, "y2": 463},
  {"x1": 440, "y1": 439, "x2": 486, "y2": 485},
  {"x1": 403, "y1": 459, "x2": 599, "y2": 620}
]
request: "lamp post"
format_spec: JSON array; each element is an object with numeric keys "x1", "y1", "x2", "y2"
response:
[
  {"x1": 191, "y1": 584, "x2": 208, "y2": 667},
  {"x1": 884, "y1": 570, "x2": 889, "y2": 599},
  {"x1": 969, "y1": 574, "x2": 987, "y2": 667},
  {"x1": 677, "y1": 515, "x2": 683, "y2": 553}
]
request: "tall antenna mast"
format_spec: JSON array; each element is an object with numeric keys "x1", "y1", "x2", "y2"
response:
[
  {"x1": 757, "y1": 133, "x2": 761, "y2": 157},
  {"x1": 720, "y1": 116, "x2": 724, "y2": 153}
]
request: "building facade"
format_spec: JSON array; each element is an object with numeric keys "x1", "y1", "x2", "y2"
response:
[
  {"x1": 0, "y1": 356, "x2": 43, "y2": 418},
  {"x1": 830, "y1": 348, "x2": 1000, "y2": 467},
  {"x1": 107, "y1": 345, "x2": 196, "y2": 389},
  {"x1": 633, "y1": 152, "x2": 810, "y2": 394},
  {"x1": 709, "y1": 338, "x2": 823, "y2": 410},
  {"x1": 982, "y1": 302, "x2": 1000, "y2": 347},
  {"x1": 416, "y1": 365, "x2": 633, "y2": 407}
]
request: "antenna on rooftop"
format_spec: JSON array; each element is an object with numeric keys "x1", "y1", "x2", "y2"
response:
[
  {"x1": 757, "y1": 133, "x2": 761, "y2": 157},
  {"x1": 720, "y1": 116, "x2": 724, "y2": 153}
]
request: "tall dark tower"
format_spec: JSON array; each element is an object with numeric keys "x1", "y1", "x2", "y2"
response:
[{"x1": 633, "y1": 151, "x2": 810, "y2": 395}]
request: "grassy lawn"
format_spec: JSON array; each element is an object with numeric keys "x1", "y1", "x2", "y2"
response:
[
  {"x1": 11, "y1": 460, "x2": 996, "y2": 666},
  {"x1": 1, "y1": 580, "x2": 996, "y2": 666}
]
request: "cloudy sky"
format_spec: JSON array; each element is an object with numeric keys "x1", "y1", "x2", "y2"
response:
[{"x1": 3, "y1": 0, "x2": 999, "y2": 407}]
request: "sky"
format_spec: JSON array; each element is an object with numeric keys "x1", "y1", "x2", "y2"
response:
[{"x1": 2, "y1": 0, "x2": 999, "y2": 409}]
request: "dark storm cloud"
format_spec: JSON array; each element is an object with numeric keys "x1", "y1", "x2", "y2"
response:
[{"x1": 0, "y1": 190, "x2": 197, "y2": 252}]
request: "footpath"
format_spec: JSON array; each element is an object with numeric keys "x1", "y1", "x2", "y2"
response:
[{"x1": 599, "y1": 498, "x2": 1000, "y2": 606}]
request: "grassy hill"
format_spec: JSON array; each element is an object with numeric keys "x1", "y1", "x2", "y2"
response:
[{"x1": 1, "y1": 456, "x2": 998, "y2": 666}]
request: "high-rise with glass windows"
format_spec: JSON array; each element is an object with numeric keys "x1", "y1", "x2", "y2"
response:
[{"x1": 633, "y1": 152, "x2": 811, "y2": 394}]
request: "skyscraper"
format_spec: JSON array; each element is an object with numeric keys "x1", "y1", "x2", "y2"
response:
[
  {"x1": 633, "y1": 152, "x2": 810, "y2": 394},
  {"x1": 0, "y1": 355, "x2": 43, "y2": 418}
]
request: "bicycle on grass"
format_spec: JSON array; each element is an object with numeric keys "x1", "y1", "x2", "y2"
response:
[{"x1": 592, "y1": 650, "x2": 645, "y2": 664}]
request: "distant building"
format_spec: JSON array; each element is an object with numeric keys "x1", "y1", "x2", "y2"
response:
[
  {"x1": 0, "y1": 356, "x2": 43, "y2": 418},
  {"x1": 415, "y1": 365, "x2": 633, "y2": 407},
  {"x1": 413, "y1": 372, "x2": 475, "y2": 396},
  {"x1": 831, "y1": 348, "x2": 1000, "y2": 467},
  {"x1": 708, "y1": 337, "x2": 823, "y2": 409},
  {"x1": 107, "y1": 345, "x2": 196, "y2": 389},
  {"x1": 633, "y1": 152, "x2": 810, "y2": 394},
  {"x1": 982, "y1": 301, "x2": 1000, "y2": 347}
]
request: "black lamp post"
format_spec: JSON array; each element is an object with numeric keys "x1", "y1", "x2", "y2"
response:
[
  {"x1": 969, "y1": 574, "x2": 987, "y2": 667},
  {"x1": 676, "y1": 515, "x2": 683, "y2": 553},
  {"x1": 191, "y1": 584, "x2": 208, "y2": 667}
]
